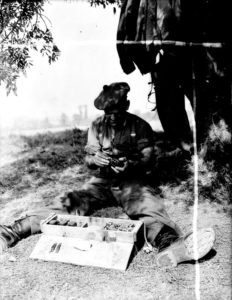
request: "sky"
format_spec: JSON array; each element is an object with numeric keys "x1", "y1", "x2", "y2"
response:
[{"x1": 0, "y1": 1, "x2": 154, "y2": 129}]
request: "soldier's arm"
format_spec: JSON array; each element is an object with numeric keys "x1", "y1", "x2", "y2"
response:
[
  {"x1": 128, "y1": 146, "x2": 154, "y2": 169},
  {"x1": 85, "y1": 151, "x2": 110, "y2": 169},
  {"x1": 127, "y1": 119, "x2": 155, "y2": 171},
  {"x1": 85, "y1": 154, "x2": 98, "y2": 169},
  {"x1": 111, "y1": 146, "x2": 154, "y2": 174},
  {"x1": 84, "y1": 121, "x2": 110, "y2": 169}
]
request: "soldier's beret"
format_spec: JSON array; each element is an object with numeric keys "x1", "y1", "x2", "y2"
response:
[{"x1": 94, "y1": 82, "x2": 130, "y2": 110}]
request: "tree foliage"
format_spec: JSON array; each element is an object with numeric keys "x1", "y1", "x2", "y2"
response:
[
  {"x1": 0, "y1": 0, "x2": 60, "y2": 95},
  {"x1": 0, "y1": 0, "x2": 122, "y2": 95},
  {"x1": 90, "y1": 0, "x2": 121, "y2": 8}
]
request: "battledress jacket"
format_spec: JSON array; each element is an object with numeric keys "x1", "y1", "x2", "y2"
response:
[
  {"x1": 85, "y1": 112, "x2": 154, "y2": 179},
  {"x1": 117, "y1": 0, "x2": 232, "y2": 78}
]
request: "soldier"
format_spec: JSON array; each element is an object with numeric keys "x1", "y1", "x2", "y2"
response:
[
  {"x1": 117, "y1": 0, "x2": 232, "y2": 149},
  {"x1": 0, "y1": 82, "x2": 215, "y2": 267}
]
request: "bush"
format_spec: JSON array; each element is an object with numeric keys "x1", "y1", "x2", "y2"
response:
[
  {"x1": 21, "y1": 128, "x2": 88, "y2": 171},
  {"x1": 183, "y1": 120, "x2": 232, "y2": 205},
  {"x1": 22, "y1": 128, "x2": 87, "y2": 149},
  {"x1": 0, "y1": 129, "x2": 88, "y2": 196}
]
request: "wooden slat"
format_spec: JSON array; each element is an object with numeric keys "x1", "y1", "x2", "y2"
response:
[
  {"x1": 30, "y1": 235, "x2": 134, "y2": 271},
  {"x1": 40, "y1": 214, "x2": 143, "y2": 244}
]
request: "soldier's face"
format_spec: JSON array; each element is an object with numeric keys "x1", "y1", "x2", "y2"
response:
[{"x1": 104, "y1": 108, "x2": 127, "y2": 128}]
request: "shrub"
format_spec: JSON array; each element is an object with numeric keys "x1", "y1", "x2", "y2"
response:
[
  {"x1": 22, "y1": 128, "x2": 87, "y2": 149},
  {"x1": 183, "y1": 120, "x2": 232, "y2": 205}
]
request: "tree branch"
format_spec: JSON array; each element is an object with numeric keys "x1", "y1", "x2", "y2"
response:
[{"x1": 0, "y1": 0, "x2": 29, "y2": 43}]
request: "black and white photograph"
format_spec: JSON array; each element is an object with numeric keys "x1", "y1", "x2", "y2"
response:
[{"x1": 0, "y1": 0, "x2": 231, "y2": 299}]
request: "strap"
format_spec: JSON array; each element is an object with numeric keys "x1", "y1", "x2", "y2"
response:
[{"x1": 130, "y1": 118, "x2": 137, "y2": 147}]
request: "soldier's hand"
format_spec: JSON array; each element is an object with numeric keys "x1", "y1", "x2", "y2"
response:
[
  {"x1": 111, "y1": 157, "x2": 128, "y2": 174},
  {"x1": 93, "y1": 151, "x2": 110, "y2": 167}
]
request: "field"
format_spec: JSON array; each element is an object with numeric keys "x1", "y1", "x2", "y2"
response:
[{"x1": 0, "y1": 127, "x2": 231, "y2": 300}]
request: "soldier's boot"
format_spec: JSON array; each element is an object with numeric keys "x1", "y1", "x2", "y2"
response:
[
  {"x1": 0, "y1": 216, "x2": 38, "y2": 254},
  {"x1": 156, "y1": 227, "x2": 216, "y2": 268}
]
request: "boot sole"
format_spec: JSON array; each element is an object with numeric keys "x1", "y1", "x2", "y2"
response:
[{"x1": 156, "y1": 227, "x2": 216, "y2": 267}]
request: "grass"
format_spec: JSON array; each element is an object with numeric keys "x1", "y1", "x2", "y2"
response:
[
  {"x1": 180, "y1": 120, "x2": 232, "y2": 207},
  {"x1": 0, "y1": 129, "x2": 88, "y2": 197},
  {"x1": 1, "y1": 124, "x2": 232, "y2": 208},
  {"x1": 0, "y1": 126, "x2": 232, "y2": 299}
]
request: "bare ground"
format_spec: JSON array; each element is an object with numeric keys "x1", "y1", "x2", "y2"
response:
[{"x1": 0, "y1": 133, "x2": 231, "y2": 300}]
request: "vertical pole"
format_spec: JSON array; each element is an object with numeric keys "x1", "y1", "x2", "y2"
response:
[{"x1": 192, "y1": 57, "x2": 200, "y2": 300}]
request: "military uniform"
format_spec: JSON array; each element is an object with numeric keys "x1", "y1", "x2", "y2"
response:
[
  {"x1": 0, "y1": 82, "x2": 181, "y2": 249},
  {"x1": 117, "y1": 0, "x2": 232, "y2": 146},
  {"x1": 0, "y1": 83, "x2": 215, "y2": 268},
  {"x1": 82, "y1": 110, "x2": 182, "y2": 243}
]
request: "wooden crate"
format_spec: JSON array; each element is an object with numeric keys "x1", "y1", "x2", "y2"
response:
[
  {"x1": 40, "y1": 213, "x2": 143, "y2": 244},
  {"x1": 30, "y1": 213, "x2": 145, "y2": 271}
]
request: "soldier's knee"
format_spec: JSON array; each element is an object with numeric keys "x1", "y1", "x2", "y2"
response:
[{"x1": 61, "y1": 190, "x2": 91, "y2": 215}]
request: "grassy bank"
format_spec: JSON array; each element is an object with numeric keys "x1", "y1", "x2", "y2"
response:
[
  {"x1": 0, "y1": 127, "x2": 231, "y2": 299},
  {"x1": 1, "y1": 124, "x2": 232, "y2": 209}
]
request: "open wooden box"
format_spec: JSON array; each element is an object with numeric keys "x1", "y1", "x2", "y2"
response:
[{"x1": 30, "y1": 213, "x2": 144, "y2": 271}]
